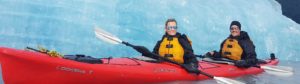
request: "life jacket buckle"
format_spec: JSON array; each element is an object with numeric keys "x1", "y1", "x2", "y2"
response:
[
  {"x1": 166, "y1": 44, "x2": 173, "y2": 48},
  {"x1": 164, "y1": 54, "x2": 173, "y2": 58},
  {"x1": 227, "y1": 45, "x2": 233, "y2": 48},
  {"x1": 224, "y1": 52, "x2": 232, "y2": 55}
]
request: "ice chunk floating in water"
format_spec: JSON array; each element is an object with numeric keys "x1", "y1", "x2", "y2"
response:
[{"x1": 0, "y1": 0, "x2": 300, "y2": 61}]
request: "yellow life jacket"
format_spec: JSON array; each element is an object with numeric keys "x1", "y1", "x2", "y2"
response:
[
  {"x1": 158, "y1": 37, "x2": 185, "y2": 64},
  {"x1": 221, "y1": 39, "x2": 243, "y2": 60}
]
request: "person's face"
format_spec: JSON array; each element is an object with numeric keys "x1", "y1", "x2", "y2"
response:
[
  {"x1": 165, "y1": 22, "x2": 177, "y2": 36},
  {"x1": 230, "y1": 25, "x2": 240, "y2": 37}
]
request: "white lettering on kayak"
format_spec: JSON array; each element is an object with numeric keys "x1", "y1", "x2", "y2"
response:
[
  {"x1": 154, "y1": 68, "x2": 177, "y2": 73},
  {"x1": 56, "y1": 66, "x2": 94, "y2": 74}
]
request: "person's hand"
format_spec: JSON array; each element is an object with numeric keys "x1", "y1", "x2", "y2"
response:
[
  {"x1": 234, "y1": 60, "x2": 247, "y2": 67},
  {"x1": 182, "y1": 63, "x2": 200, "y2": 74},
  {"x1": 209, "y1": 51, "x2": 214, "y2": 56},
  {"x1": 204, "y1": 51, "x2": 216, "y2": 57},
  {"x1": 204, "y1": 52, "x2": 213, "y2": 57}
]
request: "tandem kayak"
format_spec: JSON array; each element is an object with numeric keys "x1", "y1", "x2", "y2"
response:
[{"x1": 0, "y1": 47, "x2": 278, "y2": 84}]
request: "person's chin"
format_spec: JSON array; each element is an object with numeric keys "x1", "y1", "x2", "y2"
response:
[
  {"x1": 167, "y1": 32, "x2": 175, "y2": 35},
  {"x1": 232, "y1": 34, "x2": 238, "y2": 37}
]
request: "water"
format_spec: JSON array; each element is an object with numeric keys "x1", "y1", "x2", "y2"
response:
[
  {"x1": 161, "y1": 61, "x2": 299, "y2": 84},
  {"x1": 0, "y1": 0, "x2": 299, "y2": 84}
]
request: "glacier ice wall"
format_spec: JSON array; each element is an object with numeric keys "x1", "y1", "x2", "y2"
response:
[{"x1": 0, "y1": 0, "x2": 299, "y2": 61}]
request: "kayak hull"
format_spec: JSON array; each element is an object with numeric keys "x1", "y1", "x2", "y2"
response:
[{"x1": 0, "y1": 47, "x2": 278, "y2": 84}]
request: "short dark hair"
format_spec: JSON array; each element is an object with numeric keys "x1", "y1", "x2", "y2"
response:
[{"x1": 165, "y1": 18, "x2": 177, "y2": 27}]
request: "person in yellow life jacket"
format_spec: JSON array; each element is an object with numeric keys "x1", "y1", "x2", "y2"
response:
[
  {"x1": 131, "y1": 18, "x2": 199, "y2": 73},
  {"x1": 206, "y1": 21, "x2": 257, "y2": 68},
  {"x1": 152, "y1": 18, "x2": 199, "y2": 73}
]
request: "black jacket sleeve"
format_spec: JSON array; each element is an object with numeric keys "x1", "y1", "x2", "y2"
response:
[
  {"x1": 153, "y1": 35, "x2": 166, "y2": 54},
  {"x1": 238, "y1": 39, "x2": 257, "y2": 67},
  {"x1": 152, "y1": 40, "x2": 162, "y2": 54},
  {"x1": 178, "y1": 35, "x2": 198, "y2": 64},
  {"x1": 212, "y1": 39, "x2": 226, "y2": 58}
]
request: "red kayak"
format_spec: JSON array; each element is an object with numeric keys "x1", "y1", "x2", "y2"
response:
[{"x1": 0, "y1": 47, "x2": 278, "y2": 84}]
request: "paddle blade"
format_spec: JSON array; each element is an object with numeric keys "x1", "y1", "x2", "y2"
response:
[
  {"x1": 214, "y1": 77, "x2": 245, "y2": 84},
  {"x1": 261, "y1": 65, "x2": 294, "y2": 77},
  {"x1": 272, "y1": 65, "x2": 294, "y2": 72},
  {"x1": 94, "y1": 27, "x2": 122, "y2": 44}
]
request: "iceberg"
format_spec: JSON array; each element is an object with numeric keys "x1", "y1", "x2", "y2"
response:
[{"x1": 0, "y1": 0, "x2": 299, "y2": 61}]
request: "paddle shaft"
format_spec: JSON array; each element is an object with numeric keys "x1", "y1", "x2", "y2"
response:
[
  {"x1": 200, "y1": 56, "x2": 263, "y2": 69},
  {"x1": 26, "y1": 47, "x2": 49, "y2": 54},
  {"x1": 122, "y1": 41, "x2": 135, "y2": 47}
]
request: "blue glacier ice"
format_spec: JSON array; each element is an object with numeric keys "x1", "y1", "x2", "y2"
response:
[{"x1": 0, "y1": 0, "x2": 300, "y2": 61}]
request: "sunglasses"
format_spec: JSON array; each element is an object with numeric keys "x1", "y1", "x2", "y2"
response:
[
  {"x1": 166, "y1": 26, "x2": 178, "y2": 30},
  {"x1": 230, "y1": 27, "x2": 240, "y2": 30}
]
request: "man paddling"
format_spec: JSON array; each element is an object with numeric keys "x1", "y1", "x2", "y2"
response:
[
  {"x1": 133, "y1": 18, "x2": 200, "y2": 73},
  {"x1": 205, "y1": 21, "x2": 258, "y2": 68}
]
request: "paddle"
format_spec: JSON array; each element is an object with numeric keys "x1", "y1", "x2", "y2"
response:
[
  {"x1": 26, "y1": 47, "x2": 48, "y2": 54},
  {"x1": 94, "y1": 27, "x2": 245, "y2": 84},
  {"x1": 200, "y1": 57, "x2": 294, "y2": 77}
]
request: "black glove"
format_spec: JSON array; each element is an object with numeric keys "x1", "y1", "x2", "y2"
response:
[
  {"x1": 182, "y1": 63, "x2": 200, "y2": 74},
  {"x1": 132, "y1": 46, "x2": 151, "y2": 56},
  {"x1": 205, "y1": 52, "x2": 213, "y2": 57},
  {"x1": 234, "y1": 60, "x2": 248, "y2": 67},
  {"x1": 204, "y1": 52, "x2": 219, "y2": 60}
]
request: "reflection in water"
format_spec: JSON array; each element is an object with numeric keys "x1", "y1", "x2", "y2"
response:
[{"x1": 161, "y1": 61, "x2": 299, "y2": 84}]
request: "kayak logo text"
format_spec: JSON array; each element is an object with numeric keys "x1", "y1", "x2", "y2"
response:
[
  {"x1": 154, "y1": 68, "x2": 177, "y2": 73},
  {"x1": 56, "y1": 66, "x2": 94, "y2": 74}
]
